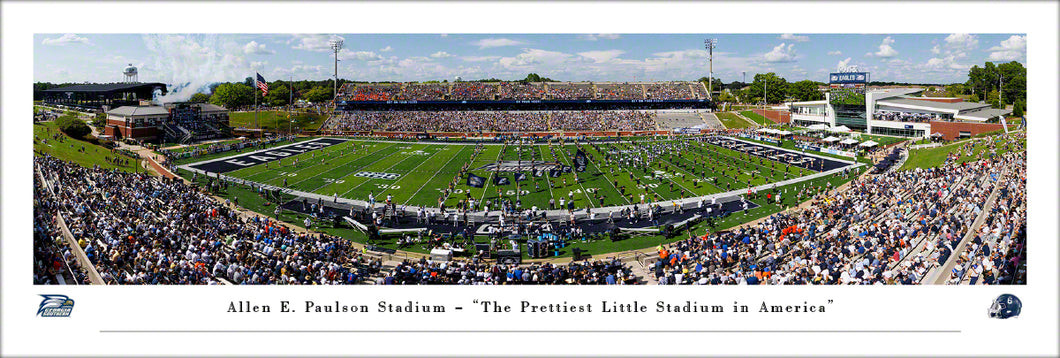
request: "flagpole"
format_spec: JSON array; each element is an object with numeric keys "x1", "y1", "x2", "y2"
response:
[{"x1": 254, "y1": 73, "x2": 259, "y2": 130}]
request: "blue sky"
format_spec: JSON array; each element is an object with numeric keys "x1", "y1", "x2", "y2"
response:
[{"x1": 36, "y1": 33, "x2": 1026, "y2": 90}]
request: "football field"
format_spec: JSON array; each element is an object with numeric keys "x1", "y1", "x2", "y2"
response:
[{"x1": 191, "y1": 137, "x2": 845, "y2": 210}]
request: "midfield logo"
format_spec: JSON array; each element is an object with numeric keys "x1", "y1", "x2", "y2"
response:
[
  {"x1": 476, "y1": 160, "x2": 565, "y2": 172},
  {"x1": 37, "y1": 294, "x2": 75, "y2": 317},
  {"x1": 354, "y1": 172, "x2": 401, "y2": 180}
]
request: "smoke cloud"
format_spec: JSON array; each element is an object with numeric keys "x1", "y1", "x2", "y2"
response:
[{"x1": 142, "y1": 34, "x2": 251, "y2": 103}]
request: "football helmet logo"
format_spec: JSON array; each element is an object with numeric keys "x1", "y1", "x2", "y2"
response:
[{"x1": 988, "y1": 294, "x2": 1021, "y2": 319}]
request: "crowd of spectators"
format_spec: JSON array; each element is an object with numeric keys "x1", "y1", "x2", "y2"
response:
[
  {"x1": 33, "y1": 154, "x2": 383, "y2": 285},
  {"x1": 546, "y1": 83, "x2": 595, "y2": 100},
  {"x1": 337, "y1": 81, "x2": 706, "y2": 102},
  {"x1": 596, "y1": 83, "x2": 645, "y2": 100},
  {"x1": 379, "y1": 257, "x2": 638, "y2": 285},
  {"x1": 34, "y1": 170, "x2": 92, "y2": 285},
  {"x1": 342, "y1": 83, "x2": 403, "y2": 101},
  {"x1": 450, "y1": 82, "x2": 499, "y2": 101},
  {"x1": 650, "y1": 132, "x2": 1025, "y2": 285},
  {"x1": 549, "y1": 110, "x2": 656, "y2": 131},
  {"x1": 499, "y1": 82, "x2": 546, "y2": 100},
  {"x1": 325, "y1": 110, "x2": 658, "y2": 133},
  {"x1": 645, "y1": 82, "x2": 696, "y2": 100},
  {"x1": 395, "y1": 83, "x2": 448, "y2": 101},
  {"x1": 873, "y1": 110, "x2": 935, "y2": 123}
]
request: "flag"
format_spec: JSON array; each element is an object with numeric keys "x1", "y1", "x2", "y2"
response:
[
  {"x1": 574, "y1": 149, "x2": 588, "y2": 172},
  {"x1": 549, "y1": 169, "x2": 560, "y2": 178},
  {"x1": 494, "y1": 175, "x2": 510, "y2": 186},
  {"x1": 515, "y1": 172, "x2": 527, "y2": 182},
  {"x1": 468, "y1": 173, "x2": 486, "y2": 188},
  {"x1": 256, "y1": 73, "x2": 269, "y2": 96}
]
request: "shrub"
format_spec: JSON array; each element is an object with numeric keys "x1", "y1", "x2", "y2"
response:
[{"x1": 56, "y1": 115, "x2": 91, "y2": 139}]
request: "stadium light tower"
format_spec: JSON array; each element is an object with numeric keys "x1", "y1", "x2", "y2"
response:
[
  {"x1": 704, "y1": 38, "x2": 717, "y2": 101},
  {"x1": 330, "y1": 38, "x2": 344, "y2": 101}
]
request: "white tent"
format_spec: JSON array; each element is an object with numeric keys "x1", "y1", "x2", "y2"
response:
[
  {"x1": 757, "y1": 128, "x2": 776, "y2": 134},
  {"x1": 776, "y1": 130, "x2": 793, "y2": 136},
  {"x1": 828, "y1": 125, "x2": 852, "y2": 133},
  {"x1": 840, "y1": 138, "x2": 859, "y2": 145},
  {"x1": 822, "y1": 136, "x2": 840, "y2": 143},
  {"x1": 807, "y1": 124, "x2": 828, "y2": 131},
  {"x1": 859, "y1": 140, "x2": 879, "y2": 147}
]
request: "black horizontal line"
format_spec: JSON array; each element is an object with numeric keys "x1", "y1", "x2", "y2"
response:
[{"x1": 101, "y1": 330, "x2": 960, "y2": 334}]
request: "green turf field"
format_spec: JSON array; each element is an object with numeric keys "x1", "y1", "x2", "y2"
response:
[
  {"x1": 716, "y1": 112, "x2": 754, "y2": 129},
  {"x1": 214, "y1": 137, "x2": 825, "y2": 211},
  {"x1": 228, "y1": 110, "x2": 328, "y2": 131},
  {"x1": 179, "y1": 165, "x2": 857, "y2": 259},
  {"x1": 739, "y1": 111, "x2": 775, "y2": 126}
]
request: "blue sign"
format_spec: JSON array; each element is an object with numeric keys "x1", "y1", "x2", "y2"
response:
[
  {"x1": 904, "y1": 124, "x2": 913, "y2": 129},
  {"x1": 829, "y1": 72, "x2": 868, "y2": 84}
]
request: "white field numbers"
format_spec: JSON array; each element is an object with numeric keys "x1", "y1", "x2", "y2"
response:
[{"x1": 437, "y1": 187, "x2": 599, "y2": 195}]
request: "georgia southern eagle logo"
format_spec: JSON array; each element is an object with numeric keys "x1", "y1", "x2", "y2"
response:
[{"x1": 37, "y1": 294, "x2": 75, "y2": 317}]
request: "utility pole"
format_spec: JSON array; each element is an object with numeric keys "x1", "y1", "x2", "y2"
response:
[
  {"x1": 704, "y1": 38, "x2": 717, "y2": 101},
  {"x1": 998, "y1": 72, "x2": 1004, "y2": 109}
]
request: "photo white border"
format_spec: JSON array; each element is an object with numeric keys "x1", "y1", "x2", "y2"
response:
[{"x1": 3, "y1": 1, "x2": 1057, "y2": 357}]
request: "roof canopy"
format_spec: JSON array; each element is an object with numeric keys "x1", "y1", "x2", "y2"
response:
[
  {"x1": 807, "y1": 124, "x2": 828, "y2": 130},
  {"x1": 840, "y1": 138, "x2": 860, "y2": 145},
  {"x1": 859, "y1": 140, "x2": 879, "y2": 147},
  {"x1": 828, "y1": 125, "x2": 851, "y2": 133},
  {"x1": 822, "y1": 136, "x2": 840, "y2": 142}
]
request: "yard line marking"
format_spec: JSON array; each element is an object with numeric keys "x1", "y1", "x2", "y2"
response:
[
  {"x1": 478, "y1": 142, "x2": 506, "y2": 204},
  {"x1": 340, "y1": 145, "x2": 441, "y2": 199},
  {"x1": 536, "y1": 145, "x2": 556, "y2": 207},
  {"x1": 273, "y1": 140, "x2": 361, "y2": 186},
  {"x1": 303, "y1": 143, "x2": 400, "y2": 192},
  {"x1": 555, "y1": 143, "x2": 597, "y2": 209},
  {"x1": 583, "y1": 145, "x2": 632, "y2": 205},
  {"x1": 403, "y1": 145, "x2": 468, "y2": 206}
]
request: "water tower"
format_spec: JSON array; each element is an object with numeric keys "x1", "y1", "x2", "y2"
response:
[{"x1": 123, "y1": 63, "x2": 138, "y2": 83}]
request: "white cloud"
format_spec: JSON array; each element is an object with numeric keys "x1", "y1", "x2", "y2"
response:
[
  {"x1": 827, "y1": 50, "x2": 842, "y2": 56},
  {"x1": 944, "y1": 33, "x2": 978, "y2": 52},
  {"x1": 577, "y1": 50, "x2": 625, "y2": 63},
  {"x1": 243, "y1": 41, "x2": 275, "y2": 55},
  {"x1": 41, "y1": 33, "x2": 90, "y2": 46},
  {"x1": 986, "y1": 35, "x2": 1026, "y2": 62},
  {"x1": 379, "y1": 46, "x2": 393, "y2": 52},
  {"x1": 580, "y1": 34, "x2": 621, "y2": 41},
  {"x1": 339, "y1": 49, "x2": 383, "y2": 61},
  {"x1": 498, "y1": 48, "x2": 580, "y2": 69},
  {"x1": 440, "y1": 34, "x2": 448, "y2": 38},
  {"x1": 462, "y1": 56, "x2": 500, "y2": 62},
  {"x1": 430, "y1": 51, "x2": 454, "y2": 59},
  {"x1": 291, "y1": 34, "x2": 344, "y2": 52},
  {"x1": 931, "y1": 45, "x2": 940, "y2": 55},
  {"x1": 867, "y1": 36, "x2": 898, "y2": 58},
  {"x1": 779, "y1": 34, "x2": 809, "y2": 42},
  {"x1": 472, "y1": 38, "x2": 525, "y2": 49},
  {"x1": 250, "y1": 61, "x2": 268, "y2": 70},
  {"x1": 763, "y1": 43, "x2": 797, "y2": 63}
]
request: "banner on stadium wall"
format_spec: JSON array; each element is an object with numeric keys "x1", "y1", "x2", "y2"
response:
[
  {"x1": 821, "y1": 148, "x2": 857, "y2": 158},
  {"x1": 796, "y1": 144, "x2": 856, "y2": 158}
]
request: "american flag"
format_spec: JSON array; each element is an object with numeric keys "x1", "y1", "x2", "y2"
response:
[{"x1": 256, "y1": 73, "x2": 268, "y2": 96}]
